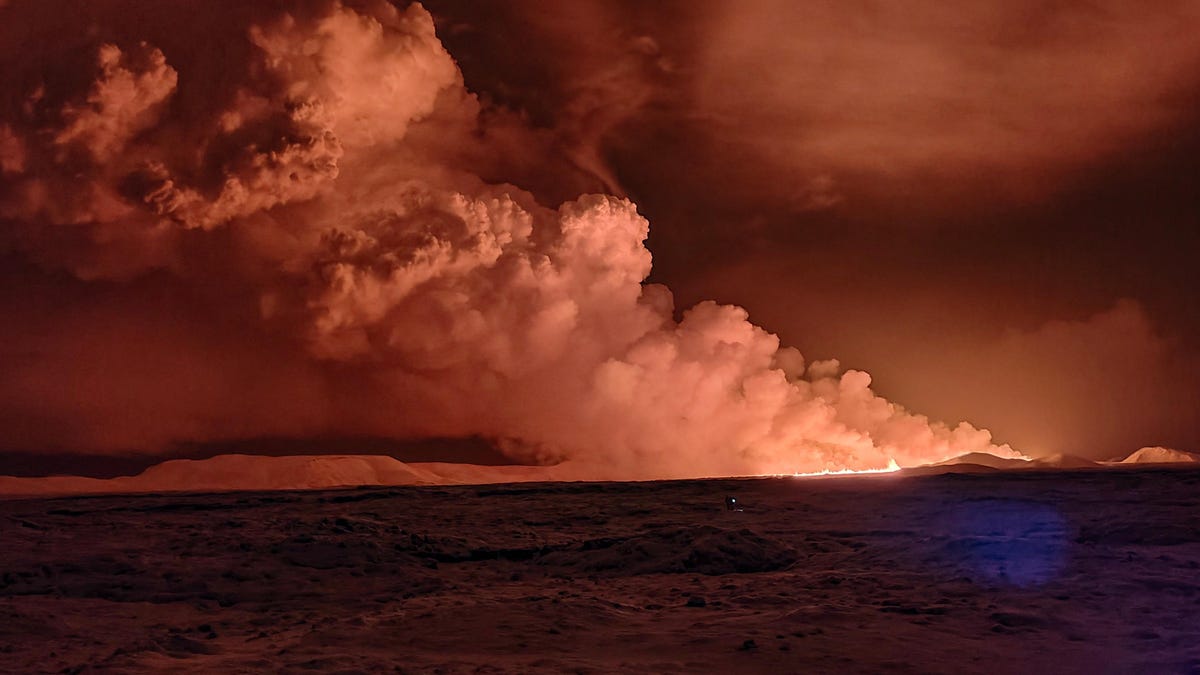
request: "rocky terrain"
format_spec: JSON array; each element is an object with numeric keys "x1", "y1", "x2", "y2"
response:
[{"x1": 3, "y1": 468, "x2": 1200, "y2": 673}]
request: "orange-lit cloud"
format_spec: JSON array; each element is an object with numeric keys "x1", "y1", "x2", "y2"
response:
[
  {"x1": 923, "y1": 300, "x2": 1200, "y2": 458},
  {"x1": 0, "y1": 0, "x2": 1024, "y2": 477},
  {"x1": 698, "y1": 252, "x2": 1200, "y2": 459},
  {"x1": 430, "y1": 0, "x2": 1200, "y2": 224},
  {"x1": 693, "y1": 1, "x2": 1200, "y2": 185}
]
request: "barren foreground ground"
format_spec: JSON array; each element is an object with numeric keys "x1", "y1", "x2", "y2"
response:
[{"x1": 2, "y1": 469, "x2": 1200, "y2": 674}]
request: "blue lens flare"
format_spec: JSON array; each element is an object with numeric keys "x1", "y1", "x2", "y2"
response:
[{"x1": 943, "y1": 499, "x2": 1069, "y2": 587}]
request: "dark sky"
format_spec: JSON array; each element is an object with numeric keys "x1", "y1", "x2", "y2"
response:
[{"x1": 1, "y1": 0, "x2": 1197, "y2": 477}]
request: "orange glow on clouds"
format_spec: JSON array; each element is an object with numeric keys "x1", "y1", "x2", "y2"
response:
[{"x1": 0, "y1": 0, "x2": 1083, "y2": 480}]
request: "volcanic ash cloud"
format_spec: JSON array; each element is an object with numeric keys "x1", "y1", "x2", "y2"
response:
[{"x1": 0, "y1": 0, "x2": 1017, "y2": 477}]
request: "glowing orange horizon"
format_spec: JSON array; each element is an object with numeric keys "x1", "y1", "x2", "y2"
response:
[{"x1": 783, "y1": 458, "x2": 903, "y2": 478}]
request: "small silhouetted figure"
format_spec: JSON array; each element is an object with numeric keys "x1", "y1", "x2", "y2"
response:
[{"x1": 725, "y1": 496, "x2": 743, "y2": 511}]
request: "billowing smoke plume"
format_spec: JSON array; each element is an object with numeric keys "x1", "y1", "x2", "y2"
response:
[{"x1": 0, "y1": 0, "x2": 1017, "y2": 477}]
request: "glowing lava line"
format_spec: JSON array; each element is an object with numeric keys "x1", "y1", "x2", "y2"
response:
[{"x1": 787, "y1": 458, "x2": 902, "y2": 478}]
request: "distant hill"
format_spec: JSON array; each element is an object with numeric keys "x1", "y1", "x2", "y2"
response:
[
  {"x1": 5, "y1": 446, "x2": 1194, "y2": 499},
  {"x1": 918, "y1": 451, "x2": 1100, "y2": 474},
  {"x1": 934, "y1": 452, "x2": 1033, "y2": 470},
  {"x1": 1030, "y1": 454, "x2": 1100, "y2": 469},
  {"x1": 0, "y1": 454, "x2": 565, "y2": 498},
  {"x1": 135, "y1": 454, "x2": 445, "y2": 492},
  {"x1": 1120, "y1": 447, "x2": 1200, "y2": 465}
]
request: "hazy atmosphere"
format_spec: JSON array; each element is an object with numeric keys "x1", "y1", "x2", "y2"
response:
[
  {"x1": 1, "y1": 0, "x2": 1198, "y2": 476},
  {"x1": 5, "y1": 4, "x2": 1200, "y2": 674}
]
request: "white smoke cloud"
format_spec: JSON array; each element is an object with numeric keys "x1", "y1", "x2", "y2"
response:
[
  {"x1": 54, "y1": 43, "x2": 178, "y2": 163},
  {"x1": 0, "y1": 0, "x2": 1017, "y2": 477}
]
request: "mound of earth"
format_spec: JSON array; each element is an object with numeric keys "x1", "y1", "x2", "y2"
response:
[
  {"x1": 0, "y1": 453, "x2": 581, "y2": 498},
  {"x1": 0, "y1": 454, "x2": 564, "y2": 497},
  {"x1": 1120, "y1": 447, "x2": 1200, "y2": 465},
  {"x1": 901, "y1": 463, "x2": 1001, "y2": 476},
  {"x1": 933, "y1": 452, "x2": 1033, "y2": 470},
  {"x1": 136, "y1": 454, "x2": 445, "y2": 492},
  {"x1": 537, "y1": 525, "x2": 797, "y2": 576},
  {"x1": 1031, "y1": 454, "x2": 1100, "y2": 469},
  {"x1": 0, "y1": 475, "x2": 121, "y2": 497}
]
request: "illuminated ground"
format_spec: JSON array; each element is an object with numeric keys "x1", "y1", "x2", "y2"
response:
[{"x1": 2, "y1": 468, "x2": 1199, "y2": 674}]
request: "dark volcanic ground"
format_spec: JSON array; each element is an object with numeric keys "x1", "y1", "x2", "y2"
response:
[{"x1": 2, "y1": 469, "x2": 1200, "y2": 674}]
